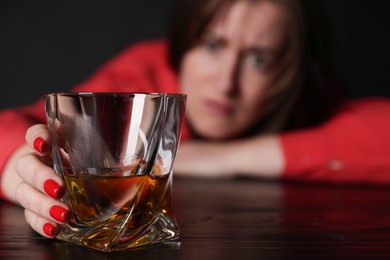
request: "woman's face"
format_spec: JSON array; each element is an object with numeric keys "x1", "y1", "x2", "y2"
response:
[{"x1": 180, "y1": 0, "x2": 289, "y2": 139}]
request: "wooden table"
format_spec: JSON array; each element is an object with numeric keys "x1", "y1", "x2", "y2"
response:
[{"x1": 2, "y1": 177, "x2": 390, "y2": 259}]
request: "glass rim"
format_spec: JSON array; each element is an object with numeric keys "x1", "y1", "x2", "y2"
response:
[{"x1": 44, "y1": 91, "x2": 187, "y2": 99}]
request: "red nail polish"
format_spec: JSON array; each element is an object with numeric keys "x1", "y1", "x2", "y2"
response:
[
  {"x1": 44, "y1": 179, "x2": 64, "y2": 199},
  {"x1": 33, "y1": 137, "x2": 45, "y2": 153},
  {"x1": 50, "y1": 205, "x2": 69, "y2": 223},
  {"x1": 43, "y1": 223, "x2": 58, "y2": 237}
]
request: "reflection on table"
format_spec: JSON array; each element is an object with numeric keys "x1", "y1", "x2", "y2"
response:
[{"x1": 2, "y1": 177, "x2": 390, "y2": 259}]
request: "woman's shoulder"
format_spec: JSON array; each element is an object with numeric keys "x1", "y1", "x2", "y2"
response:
[
  {"x1": 97, "y1": 39, "x2": 176, "y2": 81},
  {"x1": 322, "y1": 96, "x2": 390, "y2": 132},
  {"x1": 108, "y1": 39, "x2": 169, "y2": 67},
  {"x1": 73, "y1": 39, "x2": 178, "y2": 93},
  {"x1": 125, "y1": 39, "x2": 168, "y2": 54},
  {"x1": 341, "y1": 97, "x2": 390, "y2": 115}
]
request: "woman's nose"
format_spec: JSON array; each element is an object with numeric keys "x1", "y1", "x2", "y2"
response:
[{"x1": 215, "y1": 54, "x2": 239, "y2": 95}]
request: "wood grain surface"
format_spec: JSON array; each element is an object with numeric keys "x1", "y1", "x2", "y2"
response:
[{"x1": 2, "y1": 177, "x2": 390, "y2": 259}]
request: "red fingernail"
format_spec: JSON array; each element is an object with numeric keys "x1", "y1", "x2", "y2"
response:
[
  {"x1": 44, "y1": 179, "x2": 64, "y2": 199},
  {"x1": 33, "y1": 137, "x2": 45, "y2": 153},
  {"x1": 50, "y1": 205, "x2": 69, "y2": 223},
  {"x1": 43, "y1": 223, "x2": 58, "y2": 237}
]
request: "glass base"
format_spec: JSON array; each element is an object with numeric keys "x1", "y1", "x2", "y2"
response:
[{"x1": 56, "y1": 211, "x2": 180, "y2": 252}]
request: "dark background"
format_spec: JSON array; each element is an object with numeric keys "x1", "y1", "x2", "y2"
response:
[{"x1": 0, "y1": 0, "x2": 389, "y2": 109}]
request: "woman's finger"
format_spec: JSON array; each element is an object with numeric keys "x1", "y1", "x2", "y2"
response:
[
  {"x1": 15, "y1": 153, "x2": 64, "y2": 199},
  {"x1": 24, "y1": 209, "x2": 61, "y2": 238},
  {"x1": 15, "y1": 182, "x2": 70, "y2": 225},
  {"x1": 25, "y1": 124, "x2": 52, "y2": 155}
]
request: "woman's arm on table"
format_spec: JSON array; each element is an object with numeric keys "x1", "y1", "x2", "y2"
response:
[
  {"x1": 174, "y1": 135, "x2": 284, "y2": 179},
  {"x1": 175, "y1": 98, "x2": 390, "y2": 185},
  {"x1": 281, "y1": 97, "x2": 390, "y2": 185}
]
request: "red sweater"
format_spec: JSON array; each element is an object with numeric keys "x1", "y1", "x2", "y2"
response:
[{"x1": 1, "y1": 40, "x2": 390, "y2": 199}]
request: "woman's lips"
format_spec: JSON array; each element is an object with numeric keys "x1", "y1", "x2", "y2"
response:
[{"x1": 204, "y1": 99, "x2": 233, "y2": 115}]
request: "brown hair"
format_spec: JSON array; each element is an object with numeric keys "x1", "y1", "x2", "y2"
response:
[{"x1": 167, "y1": 0, "x2": 347, "y2": 134}]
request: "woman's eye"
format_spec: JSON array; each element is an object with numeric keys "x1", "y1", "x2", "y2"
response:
[
  {"x1": 248, "y1": 55, "x2": 267, "y2": 69},
  {"x1": 203, "y1": 40, "x2": 220, "y2": 52}
]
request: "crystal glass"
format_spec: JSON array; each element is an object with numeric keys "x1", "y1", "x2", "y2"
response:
[{"x1": 44, "y1": 92, "x2": 186, "y2": 252}]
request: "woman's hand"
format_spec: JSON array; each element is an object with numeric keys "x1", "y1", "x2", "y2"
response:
[{"x1": 4, "y1": 124, "x2": 70, "y2": 238}]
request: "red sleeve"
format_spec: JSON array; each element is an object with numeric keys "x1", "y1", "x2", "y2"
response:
[
  {"x1": 0, "y1": 103, "x2": 46, "y2": 200},
  {"x1": 280, "y1": 97, "x2": 390, "y2": 185},
  {"x1": 0, "y1": 40, "x2": 180, "y2": 200}
]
